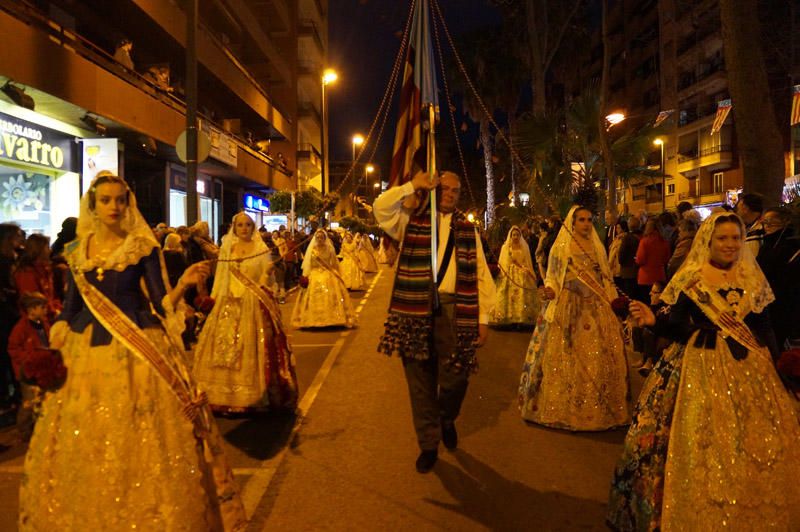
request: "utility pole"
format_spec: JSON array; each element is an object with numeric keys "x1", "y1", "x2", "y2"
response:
[{"x1": 186, "y1": 0, "x2": 199, "y2": 224}]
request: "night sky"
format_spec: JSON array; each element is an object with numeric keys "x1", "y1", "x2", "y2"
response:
[{"x1": 327, "y1": 0, "x2": 501, "y2": 168}]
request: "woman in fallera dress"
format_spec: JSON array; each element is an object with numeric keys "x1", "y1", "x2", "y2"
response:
[
  {"x1": 20, "y1": 172, "x2": 245, "y2": 531},
  {"x1": 338, "y1": 232, "x2": 365, "y2": 291},
  {"x1": 491, "y1": 225, "x2": 540, "y2": 326},
  {"x1": 193, "y1": 212, "x2": 298, "y2": 413},
  {"x1": 355, "y1": 233, "x2": 378, "y2": 273},
  {"x1": 518, "y1": 206, "x2": 630, "y2": 431},
  {"x1": 607, "y1": 211, "x2": 800, "y2": 531},
  {"x1": 291, "y1": 229, "x2": 355, "y2": 329}
]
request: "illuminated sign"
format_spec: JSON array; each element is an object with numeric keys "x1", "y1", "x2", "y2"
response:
[
  {"x1": 244, "y1": 194, "x2": 270, "y2": 212},
  {"x1": 0, "y1": 112, "x2": 75, "y2": 171}
]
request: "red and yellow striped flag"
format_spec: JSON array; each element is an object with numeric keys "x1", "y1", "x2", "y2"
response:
[
  {"x1": 791, "y1": 85, "x2": 800, "y2": 126},
  {"x1": 710, "y1": 99, "x2": 732, "y2": 135},
  {"x1": 388, "y1": 0, "x2": 438, "y2": 188}
]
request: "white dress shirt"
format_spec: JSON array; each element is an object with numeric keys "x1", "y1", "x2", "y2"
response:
[{"x1": 373, "y1": 181, "x2": 497, "y2": 324}]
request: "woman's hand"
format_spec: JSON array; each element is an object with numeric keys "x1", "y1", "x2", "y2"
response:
[
  {"x1": 628, "y1": 300, "x2": 656, "y2": 327},
  {"x1": 542, "y1": 286, "x2": 556, "y2": 300},
  {"x1": 178, "y1": 261, "x2": 210, "y2": 289}
]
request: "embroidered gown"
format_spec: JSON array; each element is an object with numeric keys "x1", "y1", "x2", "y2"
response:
[
  {"x1": 193, "y1": 252, "x2": 298, "y2": 412},
  {"x1": 357, "y1": 238, "x2": 378, "y2": 273},
  {"x1": 20, "y1": 236, "x2": 229, "y2": 531},
  {"x1": 607, "y1": 286, "x2": 800, "y2": 531},
  {"x1": 338, "y1": 240, "x2": 365, "y2": 290},
  {"x1": 492, "y1": 246, "x2": 540, "y2": 326},
  {"x1": 518, "y1": 251, "x2": 631, "y2": 430},
  {"x1": 291, "y1": 247, "x2": 355, "y2": 328}
]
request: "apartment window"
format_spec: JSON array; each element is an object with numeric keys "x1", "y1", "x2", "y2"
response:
[
  {"x1": 713, "y1": 172, "x2": 724, "y2": 194},
  {"x1": 667, "y1": 183, "x2": 676, "y2": 195}
]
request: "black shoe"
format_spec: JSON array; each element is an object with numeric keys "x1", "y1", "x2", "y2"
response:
[
  {"x1": 415, "y1": 449, "x2": 438, "y2": 473},
  {"x1": 441, "y1": 421, "x2": 458, "y2": 451}
]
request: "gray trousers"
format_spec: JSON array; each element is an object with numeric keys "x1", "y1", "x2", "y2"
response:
[{"x1": 402, "y1": 295, "x2": 470, "y2": 451}]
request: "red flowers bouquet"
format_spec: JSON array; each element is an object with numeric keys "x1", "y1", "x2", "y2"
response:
[
  {"x1": 21, "y1": 348, "x2": 67, "y2": 391},
  {"x1": 777, "y1": 348, "x2": 800, "y2": 379},
  {"x1": 611, "y1": 295, "x2": 631, "y2": 319},
  {"x1": 299, "y1": 275, "x2": 309, "y2": 288},
  {"x1": 193, "y1": 295, "x2": 216, "y2": 314}
]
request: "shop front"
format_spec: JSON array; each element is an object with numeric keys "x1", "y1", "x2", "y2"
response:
[
  {"x1": 0, "y1": 108, "x2": 81, "y2": 238},
  {"x1": 167, "y1": 163, "x2": 222, "y2": 242},
  {"x1": 243, "y1": 193, "x2": 286, "y2": 232}
]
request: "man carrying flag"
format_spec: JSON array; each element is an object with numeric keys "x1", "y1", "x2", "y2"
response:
[{"x1": 373, "y1": 0, "x2": 495, "y2": 474}]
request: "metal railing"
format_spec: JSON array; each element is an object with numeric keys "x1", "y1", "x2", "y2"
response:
[{"x1": 678, "y1": 144, "x2": 731, "y2": 163}]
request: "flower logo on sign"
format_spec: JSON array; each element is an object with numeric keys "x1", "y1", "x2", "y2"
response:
[{"x1": 2, "y1": 174, "x2": 33, "y2": 211}]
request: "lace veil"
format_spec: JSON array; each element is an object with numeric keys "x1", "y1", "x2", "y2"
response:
[
  {"x1": 660, "y1": 210, "x2": 774, "y2": 312},
  {"x1": 543, "y1": 205, "x2": 616, "y2": 321},
  {"x1": 498, "y1": 225, "x2": 533, "y2": 273},
  {"x1": 302, "y1": 229, "x2": 338, "y2": 276},
  {"x1": 211, "y1": 212, "x2": 267, "y2": 299}
]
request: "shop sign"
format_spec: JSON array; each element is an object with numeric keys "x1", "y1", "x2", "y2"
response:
[
  {"x1": 81, "y1": 138, "x2": 119, "y2": 192},
  {"x1": 0, "y1": 112, "x2": 75, "y2": 171},
  {"x1": 202, "y1": 121, "x2": 238, "y2": 167},
  {"x1": 244, "y1": 193, "x2": 269, "y2": 212}
]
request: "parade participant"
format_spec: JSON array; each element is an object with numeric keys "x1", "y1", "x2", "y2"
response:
[
  {"x1": 355, "y1": 233, "x2": 378, "y2": 272},
  {"x1": 291, "y1": 229, "x2": 355, "y2": 328},
  {"x1": 194, "y1": 212, "x2": 298, "y2": 413},
  {"x1": 338, "y1": 232, "x2": 366, "y2": 290},
  {"x1": 377, "y1": 235, "x2": 398, "y2": 265},
  {"x1": 374, "y1": 170, "x2": 496, "y2": 474},
  {"x1": 518, "y1": 206, "x2": 630, "y2": 431},
  {"x1": 491, "y1": 225, "x2": 539, "y2": 326},
  {"x1": 607, "y1": 211, "x2": 800, "y2": 531},
  {"x1": 20, "y1": 172, "x2": 246, "y2": 531}
]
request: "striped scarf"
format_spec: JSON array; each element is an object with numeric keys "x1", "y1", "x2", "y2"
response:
[{"x1": 378, "y1": 203, "x2": 480, "y2": 373}]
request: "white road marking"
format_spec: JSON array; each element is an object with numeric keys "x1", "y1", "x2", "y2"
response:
[{"x1": 240, "y1": 269, "x2": 383, "y2": 523}]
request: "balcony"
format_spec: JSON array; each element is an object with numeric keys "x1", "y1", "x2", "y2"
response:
[
  {"x1": 678, "y1": 102, "x2": 718, "y2": 127},
  {"x1": 299, "y1": 18, "x2": 325, "y2": 53},
  {"x1": 297, "y1": 142, "x2": 322, "y2": 170},
  {"x1": 677, "y1": 144, "x2": 733, "y2": 177},
  {"x1": 678, "y1": 57, "x2": 726, "y2": 97}
]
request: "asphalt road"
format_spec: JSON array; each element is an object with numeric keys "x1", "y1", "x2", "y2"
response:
[{"x1": 0, "y1": 266, "x2": 644, "y2": 531}]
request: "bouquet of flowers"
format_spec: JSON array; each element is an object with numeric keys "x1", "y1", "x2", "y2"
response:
[
  {"x1": 611, "y1": 294, "x2": 631, "y2": 319},
  {"x1": 21, "y1": 348, "x2": 67, "y2": 391},
  {"x1": 299, "y1": 275, "x2": 309, "y2": 288}
]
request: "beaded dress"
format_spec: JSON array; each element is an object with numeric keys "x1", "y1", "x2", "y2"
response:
[
  {"x1": 492, "y1": 226, "x2": 540, "y2": 326},
  {"x1": 608, "y1": 212, "x2": 800, "y2": 531},
  {"x1": 193, "y1": 215, "x2": 298, "y2": 413},
  {"x1": 519, "y1": 207, "x2": 630, "y2": 431},
  {"x1": 291, "y1": 230, "x2": 355, "y2": 328},
  {"x1": 338, "y1": 236, "x2": 365, "y2": 290},
  {"x1": 355, "y1": 233, "x2": 378, "y2": 273},
  {"x1": 20, "y1": 179, "x2": 244, "y2": 531}
]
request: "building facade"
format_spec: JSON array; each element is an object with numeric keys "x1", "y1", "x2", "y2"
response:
[{"x1": 0, "y1": 0, "x2": 327, "y2": 239}]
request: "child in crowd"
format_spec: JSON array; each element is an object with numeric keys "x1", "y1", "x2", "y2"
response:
[{"x1": 7, "y1": 292, "x2": 51, "y2": 440}]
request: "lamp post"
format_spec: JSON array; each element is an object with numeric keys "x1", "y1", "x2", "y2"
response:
[
  {"x1": 352, "y1": 134, "x2": 364, "y2": 162},
  {"x1": 654, "y1": 138, "x2": 665, "y2": 211},
  {"x1": 321, "y1": 69, "x2": 338, "y2": 195}
]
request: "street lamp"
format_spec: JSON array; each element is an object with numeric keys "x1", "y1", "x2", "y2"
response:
[
  {"x1": 352, "y1": 134, "x2": 364, "y2": 162},
  {"x1": 654, "y1": 138, "x2": 665, "y2": 211},
  {"x1": 321, "y1": 68, "x2": 338, "y2": 195},
  {"x1": 606, "y1": 112, "x2": 626, "y2": 129}
]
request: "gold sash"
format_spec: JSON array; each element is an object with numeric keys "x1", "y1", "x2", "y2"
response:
[
  {"x1": 568, "y1": 262, "x2": 614, "y2": 306},
  {"x1": 71, "y1": 268, "x2": 247, "y2": 530},
  {"x1": 683, "y1": 279, "x2": 763, "y2": 353},
  {"x1": 230, "y1": 265, "x2": 290, "y2": 344}
]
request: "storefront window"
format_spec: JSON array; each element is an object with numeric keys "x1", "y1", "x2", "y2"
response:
[{"x1": 0, "y1": 167, "x2": 51, "y2": 235}]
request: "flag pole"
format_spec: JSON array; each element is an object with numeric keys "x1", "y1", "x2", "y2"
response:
[{"x1": 428, "y1": 102, "x2": 438, "y2": 284}]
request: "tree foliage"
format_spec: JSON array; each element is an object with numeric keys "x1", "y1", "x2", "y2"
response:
[{"x1": 267, "y1": 189, "x2": 338, "y2": 219}]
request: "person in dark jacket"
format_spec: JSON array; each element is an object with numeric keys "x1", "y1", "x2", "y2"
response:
[
  {"x1": 616, "y1": 220, "x2": 640, "y2": 298},
  {"x1": 757, "y1": 207, "x2": 800, "y2": 348}
]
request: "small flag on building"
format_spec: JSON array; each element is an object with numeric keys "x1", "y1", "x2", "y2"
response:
[
  {"x1": 710, "y1": 99, "x2": 732, "y2": 135},
  {"x1": 790, "y1": 85, "x2": 800, "y2": 126},
  {"x1": 653, "y1": 109, "x2": 674, "y2": 128}
]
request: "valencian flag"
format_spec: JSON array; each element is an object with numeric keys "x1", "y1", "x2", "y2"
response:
[
  {"x1": 653, "y1": 109, "x2": 674, "y2": 128},
  {"x1": 388, "y1": 0, "x2": 439, "y2": 188},
  {"x1": 710, "y1": 98, "x2": 732, "y2": 135},
  {"x1": 791, "y1": 85, "x2": 800, "y2": 126}
]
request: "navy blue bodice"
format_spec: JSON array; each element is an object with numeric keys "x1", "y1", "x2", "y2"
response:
[{"x1": 58, "y1": 247, "x2": 168, "y2": 346}]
